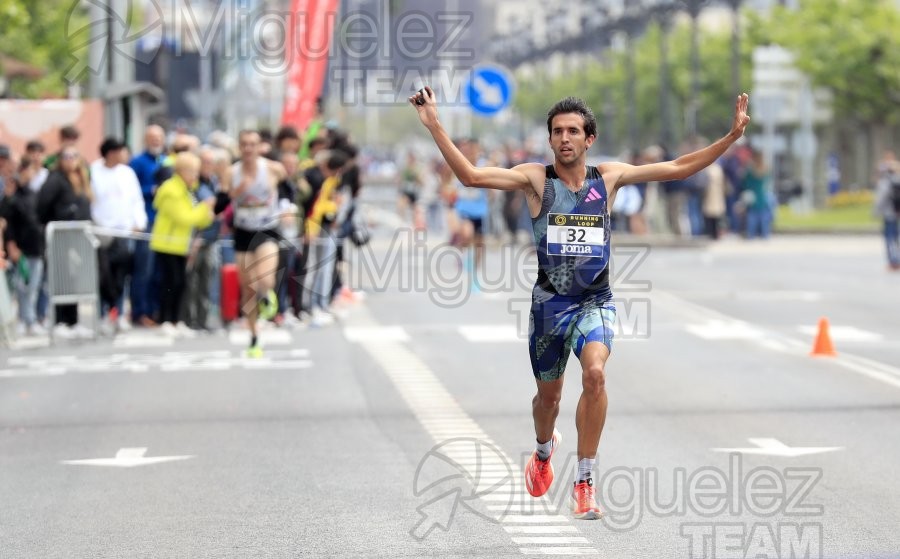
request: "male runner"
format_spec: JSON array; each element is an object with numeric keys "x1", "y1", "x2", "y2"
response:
[
  {"x1": 410, "y1": 88, "x2": 750, "y2": 519},
  {"x1": 221, "y1": 130, "x2": 287, "y2": 357}
]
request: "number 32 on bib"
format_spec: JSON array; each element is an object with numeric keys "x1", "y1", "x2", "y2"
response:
[{"x1": 547, "y1": 213, "x2": 607, "y2": 257}]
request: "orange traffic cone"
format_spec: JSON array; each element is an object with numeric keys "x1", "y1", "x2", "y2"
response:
[{"x1": 810, "y1": 317, "x2": 837, "y2": 357}]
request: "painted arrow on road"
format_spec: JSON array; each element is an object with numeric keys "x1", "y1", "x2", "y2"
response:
[
  {"x1": 711, "y1": 438, "x2": 843, "y2": 457},
  {"x1": 61, "y1": 447, "x2": 195, "y2": 468}
]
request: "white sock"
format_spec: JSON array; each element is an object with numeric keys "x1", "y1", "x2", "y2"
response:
[
  {"x1": 535, "y1": 437, "x2": 554, "y2": 461},
  {"x1": 576, "y1": 458, "x2": 595, "y2": 483}
]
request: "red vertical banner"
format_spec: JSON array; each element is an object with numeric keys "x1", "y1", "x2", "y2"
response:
[{"x1": 281, "y1": 0, "x2": 339, "y2": 131}]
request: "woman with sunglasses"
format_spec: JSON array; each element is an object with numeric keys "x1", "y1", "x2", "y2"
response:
[{"x1": 36, "y1": 148, "x2": 93, "y2": 335}]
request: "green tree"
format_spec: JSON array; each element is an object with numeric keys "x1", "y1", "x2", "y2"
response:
[
  {"x1": 748, "y1": 0, "x2": 900, "y2": 188},
  {"x1": 513, "y1": 18, "x2": 755, "y2": 154},
  {"x1": 0, "y1": 0, "x2": 88, "y2": 98},
  {"x1": 755, "y1": 0, "x2": 900, "y2": 125}
]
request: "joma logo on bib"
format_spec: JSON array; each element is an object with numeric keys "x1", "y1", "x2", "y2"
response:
[{"x1": 562, "y1": 245, "x2": 593, "y2": 254}]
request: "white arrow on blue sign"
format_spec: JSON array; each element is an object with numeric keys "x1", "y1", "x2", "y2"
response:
[{"x1": 465, "y1": 65, "x2": 515, "y2": 116}]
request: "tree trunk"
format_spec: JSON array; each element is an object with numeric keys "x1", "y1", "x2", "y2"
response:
[{"x1": 870, "y1": 121, "x2": 890, "y2": 187}]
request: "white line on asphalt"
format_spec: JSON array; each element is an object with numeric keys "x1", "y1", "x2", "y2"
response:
[
  {"x1": 479, "y1": 493, "x2": 527, "y2": 502},
  {"x1": 0, "y1": 368, "x2": 66, "y2": 378},
  {"x1": 519, "y1": 547, "x2": 600, "y2": 555},
  {"x1": 242, "y1": 359, "x2": 313, "y2": 370},
  {"x1": 492, "y1": 504, "x2": 560, "y2": 514},
  {"x1": 113, "y1": 335, "x2": 174, "y2": 348},
  {"x1": 502, "y1": 515, "x2": 572, "y2": 523},
  {"x1": 678, "y1": 290, "x2": 824, "y2": 303},
  {"x1": 512, "y1": 537, "x2": 591, "y2": 545},
  {"x1": 504, "y1": 526, "x2": 578, "y2": 534},
  {"x1": 796, "y1": 325, "x2": 884, "y2": 343},
  {"x1": 757, "y1": 339, "x2": 789, "y2": 352},
  {"x1": 228, "y1": 330, "x2": 292, "y2": 346},
  {"x1": 8, "y1": 337, "x2": 50, "y2": 350},
  {"x1": 832, "y1": 355, "x2": 900, "y2": 391},
  {"x1": 262, "y1": 349, "x2": 311, "y2": 358},
  {"x1": 343, "y1": 325, "x2": 410, "y2": 342},
  {"x1": 657, "y1": 290, "x2": 900, "y2": 392},
  {"x1": 0, "y1": 352, "x2": 313, "y2": 378},
  {"x1": 445, "y1": 460, "x2": 509, "y2": 468},
  {"x1": 346, "y1": 315, "x2": 597, "y2": 556},
  {"x1": 417, "y1": 418, "x2": 483, "y2": 424}
]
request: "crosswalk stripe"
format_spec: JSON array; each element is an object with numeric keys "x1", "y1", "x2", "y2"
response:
[
  {"x1": 519, "y1": 547, "x2": 599, "y2": 555},
  {"x1": 504, "y1": 526, "x2": 578, "y2": 534},
  {"x1": 347, "y1": 316, "x2": 597, "y2": 556},
  {"x1": 228, "y1": 330, "x2": 293, "y2": 346},
  {"x1": 512, "y1": 537, "x2": 591, "y2": 545},
  {"x1": 0, "y1": 350, "x2": 312, "y2": 377}
]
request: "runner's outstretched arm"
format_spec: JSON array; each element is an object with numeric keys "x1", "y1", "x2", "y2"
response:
[
  {"x1": 409, "y1": 87, "x2": 538, "y2": 192},
  {"x1": 601, "y1": 94, "x2": 751, "y2": 189}
]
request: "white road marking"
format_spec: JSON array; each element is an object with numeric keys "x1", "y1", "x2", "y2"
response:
[
  {"x1": 0, "y1": 350, "x2": 312, "y2": 378},
  {"x1": 519, "y1": 547, "x2": 600, "y2": 555},
  {"x1": 684, "y1": 290, "x2": 824, "y2": 302},
  {"x1": 735, "y1": 290, "x2": 823, "y2": 302},
  {"x1": 228, "y1": 329, "x2": 292, "y2": 346},
  {"x1": 113, "y1": 335, "x2": 174, "y2": 348},
  {"x1": 0, "y1": 368, "x2": 65, "y2": 378},
  {"x1": 512, "y1": 537, "x2": 591, "y2": 545},
  {"x1": 8, "y1": 337, "x2": 50, "y2": 350},
  {"x1": 504, "y1": 526, "x2": 578, "y2": 534},
  {"x1": 711, "y1": 438, "x2": 843, "y2": 457},
  {"x1": 343, "y1": 325, "x2": 409, "y2": 342},
  {"x1": 493, "y1": 504, "x2": 561, "y2": 514},
  {"x1": 479, "y1": 493, "x2": 526, "y2": 502},
  {"x1": 61, "y1": 447, "x2": 194, "y2": 468},
  {"x1": 657, "y1": 290, "x2": 900, "y2": 392},
  {"x1": 13, "y1": 327, "x2": 301, "y2": 351},
  {"x1": 501, "y1": 515, "x2": 571, "y2": 524},
  {"x1": 796, "y1": 325, "x2": 884, "y2": 343},
  {"x1": 347, "y1": 316, "x2": 597, "y2": 555},
  {"x1": 830, "y1": 354, "x2": 900, "y2": 391}
]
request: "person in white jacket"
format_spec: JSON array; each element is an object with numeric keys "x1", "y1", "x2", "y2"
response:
[{"x1": 91, "y1": 137, "x2": 148, "y2": 332}]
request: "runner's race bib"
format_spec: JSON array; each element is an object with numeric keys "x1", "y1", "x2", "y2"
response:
[
  {"x1": 234, "y1": 205, "x2": 273, "y2": 230},
  {"x1": 547, "y1": 213, "x2": 607, "y2": 257}
]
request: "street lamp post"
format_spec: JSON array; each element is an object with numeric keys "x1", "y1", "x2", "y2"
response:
[
  {"x1": 725, "y1": 0, "x2": 745, "y2": 100},
  {"x1": 620, "y1": 3, "x2": 647, "y2": 154},
  {"x1": 655, "y1": 5, "x2": 675, "y2": 150},
  {"x1": 622, "y1": 30, "x2": 639, "y2": 152},
  {"x1": 680, "y1": 0, "x2": 706, "y2": 139}
]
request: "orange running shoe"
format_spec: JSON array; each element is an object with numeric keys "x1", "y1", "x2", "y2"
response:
[
  {"x1": 524, "y1": 428, "x2": 561, "y2": 497},
  {"x1": 571, "y1": 478, "x2": 603, "y2": 520}
]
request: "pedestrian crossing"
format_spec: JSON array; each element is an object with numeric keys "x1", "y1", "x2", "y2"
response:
[
  {"x1": 0, "y1": 348, "x2": 312, "y2": 378},
  {"x1": 346, "y1": 306, "x2": 603, "y2": 558},
  {"x1": 7, "y1": 327, "x2": 298, "y2": 351}
]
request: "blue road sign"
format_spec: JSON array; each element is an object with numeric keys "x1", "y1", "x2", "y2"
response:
[{"x1": 466, "y1": 65, "x2": 515, "y2": 116}]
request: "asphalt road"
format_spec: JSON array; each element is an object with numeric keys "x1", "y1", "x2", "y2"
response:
[{"x1": 1, "y1": 230, "x2": 898, "y2": 559}]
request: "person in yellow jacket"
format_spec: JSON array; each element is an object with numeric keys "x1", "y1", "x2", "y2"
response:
[
  {"x1": 303, "y1": 151, "x2": 349, "y2": 326},
  {"x1": 150, "y1": 152, "x2": 215, "y2": 331}
]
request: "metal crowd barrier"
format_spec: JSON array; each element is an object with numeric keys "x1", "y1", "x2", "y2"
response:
[{"x1": 45, "y1": 221, "x2": 101, "y2": 344}]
